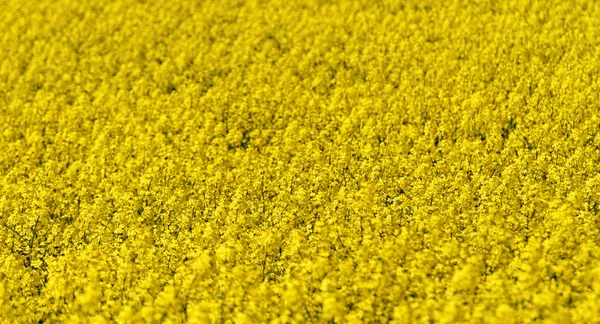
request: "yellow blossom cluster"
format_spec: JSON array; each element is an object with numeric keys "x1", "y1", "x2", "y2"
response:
[{"x1": 1, "y1": 0, "x2": 600, "y2": 322}]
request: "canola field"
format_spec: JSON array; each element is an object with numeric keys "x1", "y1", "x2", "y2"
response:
[{"x1": 2, "y1": 0, "x2": 600, "y2": 322}]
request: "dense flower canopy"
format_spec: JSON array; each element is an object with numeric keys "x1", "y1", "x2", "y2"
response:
[{"x1": 1, "y1": 0, "x2": 600, "y2": 322}]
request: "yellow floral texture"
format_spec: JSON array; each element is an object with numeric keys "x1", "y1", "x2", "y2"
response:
[{"x1": 1, "y1": 0, "x2": 600, "y2": 322}]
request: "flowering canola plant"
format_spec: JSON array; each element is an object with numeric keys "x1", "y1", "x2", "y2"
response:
[{"x1": 1, "y1": 0, "x2": 600, "y2": 322}]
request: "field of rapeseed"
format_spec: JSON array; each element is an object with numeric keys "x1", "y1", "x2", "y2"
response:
[{"x1": 2, "y1": 0, "x2": 600, "y2": 322}]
